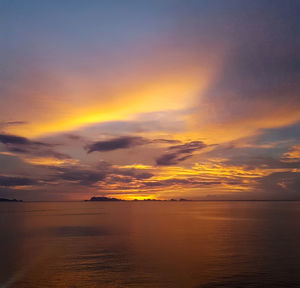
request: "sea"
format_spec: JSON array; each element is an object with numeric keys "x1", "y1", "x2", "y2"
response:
[{"x1": 1, "y1": 201, "x2": 300, "y2": 287}]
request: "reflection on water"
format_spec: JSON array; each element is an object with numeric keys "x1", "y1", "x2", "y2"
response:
[{"x1": 1, "y1": 201, "x2": 300, "y2": 287}]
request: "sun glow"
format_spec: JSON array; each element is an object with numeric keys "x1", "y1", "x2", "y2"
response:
[{"x1": 8, "y1": 74, "x2": 209, "y2": 138}]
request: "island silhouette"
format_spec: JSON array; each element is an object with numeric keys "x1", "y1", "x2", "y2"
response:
[
  {"x1": 85, "y1": 197, "x2": 190, "y2": 202},
  {"x1": 0, "y1": 198, "x2": 23, "y2": 202},
  {"x1": 85, "y1": 196, "x2": 123, "y2": 202}
]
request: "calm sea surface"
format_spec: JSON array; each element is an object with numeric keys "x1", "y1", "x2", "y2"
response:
[{"x1": 1, "y1": 201, "x2": 300, "y2": 287}]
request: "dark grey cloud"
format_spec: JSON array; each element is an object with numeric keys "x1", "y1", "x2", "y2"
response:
[
  {"x1": 0, "y1": 133, "x2": 55, "y2": 147},
  {"x1": 156, "y1": 141, "x2": 207, "y2": 166},
  {"x1": 86, "y1": 136, "x2": 181, "y2": 153},
  {"x1": 0, "y1": 134, "x2": 32, "y2": 145},
  {"x1": 54, "y1": 166, "x2": 107, "y2": 186},
  {"x1": 0, "y1": 175, "x2": 36, "y2": 187},
  {"x1": 86, "y1": 136, "x2": 149, "y2": 153},
  {"x1": 49, "y1": 161, "x2": 154, "y2": 187},
  {"x1": 156, "y1": 153, "x2": 190, "y2": 166},
  {"x1": 0, "y1": 133, "x2": 70, "y2": 160},
  {"x1": 169, "y1": 141, "x2": 207, "y2": 153},
  {"x1": 133, "y1": 172, "x2": 153, "y2": 180}
]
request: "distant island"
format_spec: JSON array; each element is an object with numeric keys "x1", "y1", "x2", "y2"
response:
[
  {"x1": 0, "y1": 198, "x2": 23, "y2": 202},
  {"x1": 85, "y1": 196, "x2": 123, "y2": 202},
  {"x1": 85, "y1": 196, "x2": 191, "y2": 202}
]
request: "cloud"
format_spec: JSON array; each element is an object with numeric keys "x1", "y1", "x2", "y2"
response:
[
  {"x1": 48, "y1": 161, "x2": 154, "y2": 187},
  {"x1": 152, "y1": 139, "x2": 181, "y2": 144},
  {"x1": 190, "y1": 2, "x2": 300, "y2": 142},
  {"x1": 258, "y1": 122, "x2": 300, "y2": 143},
  {"x1": 257, "y1": 171, "x2": 300, "y2": 199},
  {"x1": 54, "y1": 166, "x2": 107, "y2": 186},
  {"x1": 0, "y1": 133, "x2": 56, "y2": 148},
  {"x1": 76, "y1": 110, "x2": 186, "y2": 136},
  {"x1": 4, "y1": 121, "x2": 27, "y2": 126},
  {"x1": 224, "y1": 155, "x2": 300, "y2": 171},
  {"x1": 86, "y1": 136, "x2": 149, "y2": 153},
  {"x1": 281, "y1": 146, "x2": 300, "y2": 163},
  {"x1": 111, "y1": 166, "x2": 153, "y2": 180},
  {"x1": 86, "y1": 135, "x2": 181, "y2": 153},
  {"x1": 0, "y1": 121, "x2": 27, "y2": 133},
  {"x1": 0, "y1": 133, "x2": 71, "y2": 160},
  {"x1": 0, "y1": 134, "x2": 33, "y2": 145},
  {"x1": 0, "y1": 175, "x2": 36, "y2": 187},
  {"x1": 156, "y1": 153, "x2": 191, "y2": 166},
  {"x1": 169, "y1": 141, "x2": 207, "y2": 153},
  {"x1": 143, "y1": 178, "x2": 221, "y2": 187},
  {"x1": 156, "y1": 141, "x2": 207, "y2": 166},
  {"x1": 64, "y1": 134, "x2": 83, "y2": 141}
]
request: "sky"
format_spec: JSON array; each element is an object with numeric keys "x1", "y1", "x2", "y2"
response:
[{"x1": 0, "y1": 0, "x2": 299, "y2": 200}]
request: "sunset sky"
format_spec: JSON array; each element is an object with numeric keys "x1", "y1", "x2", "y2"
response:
[{"x1": 0, "y1": 0, "x2": 299, "y2": 200}]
